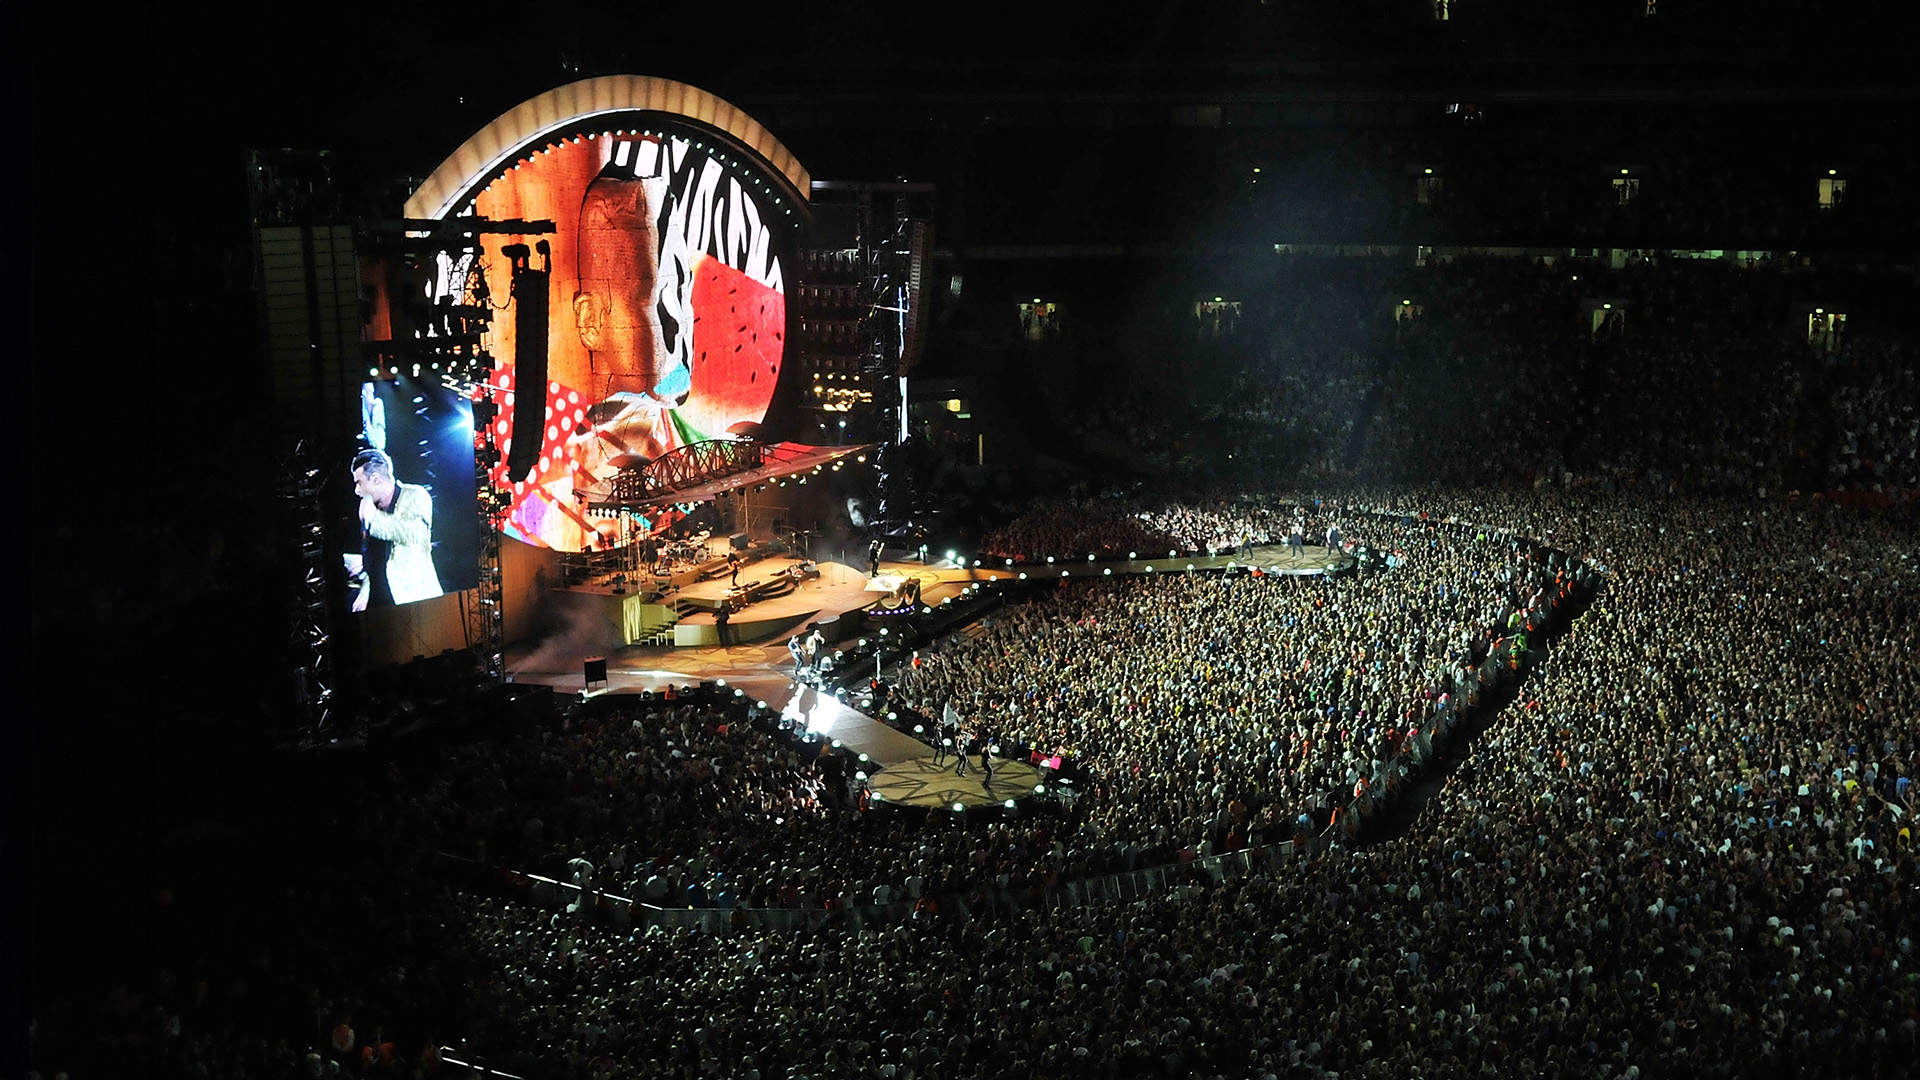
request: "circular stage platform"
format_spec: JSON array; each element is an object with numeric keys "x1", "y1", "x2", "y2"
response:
[{"x1": 867, "y1": 755, "x2": 1045, "y2": 810}]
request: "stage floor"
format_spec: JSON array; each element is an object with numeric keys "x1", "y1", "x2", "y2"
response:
[{"x1": 866, "y1": 755, "x2": 1045, "y2": 810}]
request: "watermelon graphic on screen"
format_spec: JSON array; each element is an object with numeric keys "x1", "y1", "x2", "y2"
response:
[{"x1": 675, "y1": 255, "x2": 785, "y2": 441}]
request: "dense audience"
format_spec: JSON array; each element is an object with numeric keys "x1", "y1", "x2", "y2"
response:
[
  {"x1": 411, "y1": 486, "x2": 1914, "y2": 1079},
  {"x1": 29, "y1": 252, "x2": 1920, "y2": 1080}
]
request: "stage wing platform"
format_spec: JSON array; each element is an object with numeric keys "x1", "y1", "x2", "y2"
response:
[{"x1": 866, "y1": 756, "x2": 1045, "y2": 811}]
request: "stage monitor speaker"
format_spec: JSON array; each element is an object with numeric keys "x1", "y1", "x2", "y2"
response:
[
  {"x1": 504, "y1": 243, "x2": 551, "y2": 482},
  {"x1": 583, "y1": 657, "x2": 607, "y2": 685},
  {"x1": 730, "y1": 532, "x2": 751, "y2": 551}
]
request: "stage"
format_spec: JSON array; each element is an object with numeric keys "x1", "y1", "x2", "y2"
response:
[{"x1": 503, "y1": 541, "x2": 1354, "y2": 810}]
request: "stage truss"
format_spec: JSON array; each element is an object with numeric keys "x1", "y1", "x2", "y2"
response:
[{"x1": 583, "y1": 438, "x2": 871, "y2": 514}]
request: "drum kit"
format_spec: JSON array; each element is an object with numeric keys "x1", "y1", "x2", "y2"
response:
[{"x1": 652, "y1": 530, "x2": 712, "y2": 574}]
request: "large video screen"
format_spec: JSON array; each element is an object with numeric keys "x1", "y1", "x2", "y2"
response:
[
  {"x1": 345, "y1": 378, "x2": 479, "y2": 611},
  {"x1": 461, "y1": 127, "x2": 791, "y2": 551}
]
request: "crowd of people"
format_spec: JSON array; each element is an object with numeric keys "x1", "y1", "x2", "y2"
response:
[
  {"x1": 34, "y1": 489, "x2": 1918, "y2": 1080},
  {"x1": 31, "y1": 253, "x2": 1920, "y2": 1080},
  {"x1": 325, "y1": 488, "x2": 1911, "y2": 1080}
]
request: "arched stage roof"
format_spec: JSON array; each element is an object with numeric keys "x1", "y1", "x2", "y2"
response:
[{"x1": 404, "y1": 75, "x2": 811, "y2": 221}]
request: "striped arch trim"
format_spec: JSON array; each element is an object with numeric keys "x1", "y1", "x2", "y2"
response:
[{"x1": 404, "y1": 75, "x2": 810, "y2": 220}]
